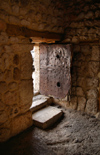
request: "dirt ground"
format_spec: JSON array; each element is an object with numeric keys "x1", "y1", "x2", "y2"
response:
[
  {"x1": 34, "y1": 106, "x2": 100, "y2": 155},
  {"x1": 0, "y1": 107, "x2": 100, "y2": 155}
]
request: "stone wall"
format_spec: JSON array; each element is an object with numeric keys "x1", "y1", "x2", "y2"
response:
[
  {"x1": 0, "y1": 0, "x2": 64, "y2": 33},
  {"x1": 62, "y1": 0, "x2": 100, "y2": 115},
  {"x1": 0, "y1": 30, "x2": 33, "y2": 142},
  {"x1": 0, "y1": 0, "x2": 65, "y2": 142},
  {"x1": 64, "y1": 0, "x2": 100, "y2": 43},
  {"x1": 71, "y1": 44, "x2": 100, "y2": 115}
]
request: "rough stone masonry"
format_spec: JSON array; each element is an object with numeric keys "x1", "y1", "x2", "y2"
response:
[{"x1": 0, "y1": 0, "x2": 100, "y2": 142}]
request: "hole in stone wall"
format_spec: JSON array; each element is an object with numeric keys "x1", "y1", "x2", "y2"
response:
[
  {"x1": 56, "y1": 54, "x2": 60, "y2": 59},
  {"x1": 57, "y1": 82, "x2": 60, "y2": 87}
]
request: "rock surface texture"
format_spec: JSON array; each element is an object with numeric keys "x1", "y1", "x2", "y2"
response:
[{"x1": 0, "y1": 0, "x2": 100, "y2": 142}]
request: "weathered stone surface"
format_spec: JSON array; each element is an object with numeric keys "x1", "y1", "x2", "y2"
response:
[
  {"x1": 76, "y1": 87, "x2": 84, "y2": 96},
  {"x1": 86, "y1": 78, "x2": 99, "y2": 88},
  {"x1": 5, "y1": 70, "x2": 13, "y2": 83},
  {"x1": 0, "y1": 110, "x2": 8, "y2": 125},
  {"x1": 77, "y1": 97, "x2": 86, "y2": 111},
  {"x1": 88, "y1": 62, "x2": 99, "y2": 77},
  {"x1": 85, "y1": 99, "x2": 98, "y2": 115},
  {"x1": 32, "y1": 106, "x2": 63, "y2": 129},
  {"x1": 11, "y1": 111, "x2": 33, "y2": 137},
  {"x1": 8, "y1": 104, "x2": 20, "y2": 118},
  {"x1": 13, "y1": 68, "x2": 20, "y2": 80},
  {"x1": 4, "y1": 91, "x2": 19, "y2": 105},
  {"x1": 95, "y1": 112, "x2": 100, "y2": 120},
  {"x1": 8, "y1": 82, "x2": 18, "y2": 91},
  {"x1": 19, "y1": 80, "x2": 33, "y2": 106},
  {"x1": 0, "y1": 82, "x2": 8, "y2": 94},
  {"x1": 70, "y1": 96, "x2": 77, "y2": 110},
  {"x1": 87, "y1": 89, "x2": 98, "y2": 99},
  {"x1": 30, "y1": 95, "x2": 52, "y2": 113},
  {"x1": 20, "y1": 52, "x2": 32, "y2": 79},
  {"x1": 91, "y1": 46, "x2": 100, "y2": 61}
]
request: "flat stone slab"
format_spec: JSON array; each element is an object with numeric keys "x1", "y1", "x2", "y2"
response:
[
  {"x1": 30, "y1": 95, "x2": 53, "y2": 113},
  {"x1": 32, "y1": 106, "x2": 63, "y2": 129}
]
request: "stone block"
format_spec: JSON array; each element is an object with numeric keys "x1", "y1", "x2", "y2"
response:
[
  {"x1": 77, "y1": 97, "x2": 86, "y2": 111},
  {"x1": 4, "y1": 91, "x2": 19, "y2": 105},
  {"x1": 70, "y1": 96, "x2": 77, "y2": 110},
  {"x1": 85, "y1": 99, "x2": 98, "y2": 115},
  {"x1": 91, "y1": 46, "x2": 100, "y2": 61},
  {"x1": 20, "y1": 52, "x2": 33, "y2": 79},
  {"x1": 11, "y1": 111, "x2": 33, "y2": 137},
  {"x1": 88, "y1": 62, "x2": 99, "y2": 77},
  {"x1": 8, "y1": 82, "x2": 18, "y2": 91},
  {"x1": 19, "y1": 80, "x2": 33, "y2": 106},
  {"x1": 86, "y1": 78, "x2": 99, "y2": 89},
  {"x1": 87, "y1": 89, "x2": 98, "y2": 99},
  {"x1": 81, "y1": 45, "x2": 90, "y2": 54},
  {"x1": 0, "y1": 82, "x2": 8, "y2": 94},
  {"x1": 32, "y1": 106, "x2": 63, "y2": 129}
]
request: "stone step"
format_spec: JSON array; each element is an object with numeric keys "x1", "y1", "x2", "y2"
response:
[
  {"x1": 30, "y1": 95, "x2": 53, "y2": 113},
  {"x1": 32, "y1": 106, "x2": 63, "y2": 129}
]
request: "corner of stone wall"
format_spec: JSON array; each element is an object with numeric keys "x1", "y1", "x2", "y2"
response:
[{"x1": 0, "y1": 22, "x2": 34, "y2": 142}]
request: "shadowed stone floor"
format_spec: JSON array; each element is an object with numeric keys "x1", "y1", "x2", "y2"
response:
[{"x1": 0, "y1": 107, "x2": 100, "y2": 155}]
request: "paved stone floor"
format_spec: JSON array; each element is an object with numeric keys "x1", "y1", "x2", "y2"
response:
[{"x1": 0, "y1": 107, "x2": 100, "y2": 155}]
